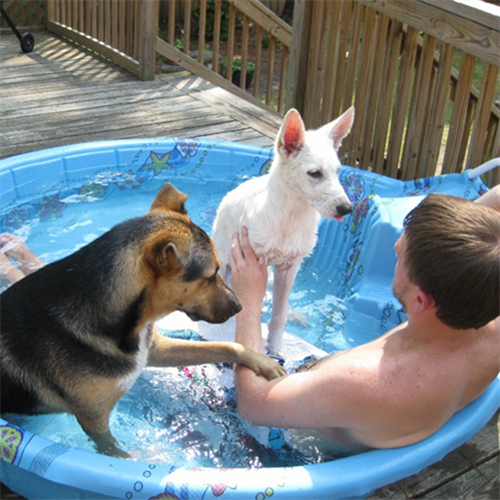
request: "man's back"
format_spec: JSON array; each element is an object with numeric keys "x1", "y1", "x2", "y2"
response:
[{"x1": 313, "y1": 316, "x2": 500, "y2": 449}]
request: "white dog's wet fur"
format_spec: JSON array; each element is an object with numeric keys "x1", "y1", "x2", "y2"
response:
[{"x1": 212, "y1": 107, "x2": 355, "y2": 354}]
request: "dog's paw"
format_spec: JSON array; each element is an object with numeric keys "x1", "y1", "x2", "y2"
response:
[
  {"x1": 100, "y1": 440, "x2": 131, "y2": 459},
  {"x1": 127, "y1": 449, "x2": 144, "y2": 461},
  {"x1": 256, "y1": 355, "x2": 287, "y2": 380},
  {"x1": 238, "y1": 345, "x2": 287, "y2": 379},
  {"x1": 287, "y1": 308, "x2": 309, "y2": 327},
  {"x1": 87, "y1": 429, "x2": 131, "y2": 459},
  {"x1": 96, "y1": 442, "x2": 131, "y2": 459}
]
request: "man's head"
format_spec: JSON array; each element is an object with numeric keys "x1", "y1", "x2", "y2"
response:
[{"x1": 395, "y1": 193, "x2": 500, "y2": 329}]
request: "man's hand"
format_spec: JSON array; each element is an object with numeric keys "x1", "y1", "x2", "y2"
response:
[
  {"x1": 229, "y1": 226, "x2": 268, "y2": 311},
  {"x1": 475, "y1": 185, "x2": 500, "y2": 212}
]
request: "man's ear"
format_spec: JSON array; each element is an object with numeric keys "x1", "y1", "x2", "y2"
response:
[
  {"x1": 413, "y1": 288, "x2": 436, "y2": 313},
  {"x1": 277, "y1": 108, "x2": 306, "y2": 157},
  {"x1": 149, "y1": 183, "x2": 188, "y2": 214}
]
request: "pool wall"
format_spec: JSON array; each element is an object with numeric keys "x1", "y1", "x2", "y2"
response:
[{"x1": 1, "y1": 138, "x2": 498, "y2": 500}]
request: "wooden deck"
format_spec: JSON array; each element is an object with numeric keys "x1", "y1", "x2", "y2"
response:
[
  {"x1": 0, "y1": 32, "x2": 499, "y2": 500},
  {"x1": 0, "y1": 32, "x2": 281, "y2": 160}
]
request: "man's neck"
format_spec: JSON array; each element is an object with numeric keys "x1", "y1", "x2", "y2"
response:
[{"x1": 404, "y1": 311, "x2": 477, "y2": 345}]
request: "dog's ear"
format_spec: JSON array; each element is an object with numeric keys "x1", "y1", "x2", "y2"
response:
[
  {"x1": 145, "y1": 238, "x2": 189, "y2": 275},
  {"x1": 149, "y1": 183, "x2": 188, "y2": 214},
  {"x1": 323, "y1": 106, "x2": 355, "y2": 150},
  {"x1": 277, "y1": 108, "x2": 306, "y2": 157}
]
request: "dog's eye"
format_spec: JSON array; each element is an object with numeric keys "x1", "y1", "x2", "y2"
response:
[
  {"x1": 308, "y1": 170, "x2": 323, "y2": 179},
  {"x1": 207, "y1": 273, "x2": 217, "y2": 284}
]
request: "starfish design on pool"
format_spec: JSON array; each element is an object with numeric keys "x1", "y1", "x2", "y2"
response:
[{"x1": 141, "y1": 151, "x2": 174, "y2": 176}]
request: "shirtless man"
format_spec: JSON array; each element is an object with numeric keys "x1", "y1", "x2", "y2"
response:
[{"x1": 229, "y1": 189, "x2": 500, "y2": 450}]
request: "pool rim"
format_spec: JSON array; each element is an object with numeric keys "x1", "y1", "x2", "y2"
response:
[{"x1": 1, "y1": 138, "x2": 499, "y2": 500}]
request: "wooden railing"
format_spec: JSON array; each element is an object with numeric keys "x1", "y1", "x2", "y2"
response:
[
  {"x1": 288, "y1": 0, "x2": 500, "y2": 184},
  {"x1": 155, "y1": 0, "x2": 291, "y2": 114},
  {"x1": 45, "y1": 0, "x2": 290, "y2": 113},
  {"x1": 46, "y1": 0, "x2": 158, "y2": 80},
  {"x1": 43, "y1": 0, "x2": 500, "y2": 185}
]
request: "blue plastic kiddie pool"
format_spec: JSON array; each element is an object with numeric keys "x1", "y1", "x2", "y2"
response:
[{"x1": 0, "y1": 139, "x2": 499, "y2": 500}]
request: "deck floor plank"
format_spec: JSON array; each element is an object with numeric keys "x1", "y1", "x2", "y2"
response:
[
  {"x1": 0, "y1": 31, "x2": 498, "y2": 500},
  {"x1": 422, "y1": 456, "x2": 499, "y2": 500},
  {"x1": 0, "y1": 33, "x2": 278, "y2": 160},
  {"x1": 368, "y1": 409, "x2": 500, "y2": 499}
]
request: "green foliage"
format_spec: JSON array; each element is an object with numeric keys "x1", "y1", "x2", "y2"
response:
[
  {"x1": 220, "y1": 57, "x2": 255, "y2": 74},
  {"x1": 157, "y1": 29, "x2": 184, "y2": 51},
  {"x1": 193, "y1": 0, "x2": 231, "y2": 41}
]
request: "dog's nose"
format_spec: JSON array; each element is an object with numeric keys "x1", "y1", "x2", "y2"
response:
[
  {"x1": 230, "y1": 293, "x2": 243, "y2": 314},
  {"x1": 233, "y1": 301, "x2": 243, "y2": 314},
  {"x1": 217, "y1": 298, "x2": 242, "y2": 323},
  {"x1": 337, "y1": 203, "x2": 352, "y2": 217}
]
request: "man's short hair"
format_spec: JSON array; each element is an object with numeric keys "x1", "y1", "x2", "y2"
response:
[{"x1": 403, "y1": 193, "x2": 500, "y2": 329}]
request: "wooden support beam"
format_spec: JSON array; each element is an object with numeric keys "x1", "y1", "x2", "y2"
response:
[
  {"x1": 138, "y1": 0, "x2": 159, "y2": 81},
  {"x1": 285, "y1": 0, "x2": 314, "y2": 114}
]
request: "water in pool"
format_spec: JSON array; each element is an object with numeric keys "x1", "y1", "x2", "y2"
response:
[{"x1": 1, "y1": 173, "x2": 363, "y2": 467}]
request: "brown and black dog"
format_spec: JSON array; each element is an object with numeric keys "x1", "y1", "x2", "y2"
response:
[{"x1": 0, "y1": 183, "x2": 285, "y2": 457}]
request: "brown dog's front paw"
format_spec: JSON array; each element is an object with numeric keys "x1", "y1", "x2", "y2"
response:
[
  {"x1": 85, "y1": 428, "x2": 131, "y2": 459},
  {"x1": 235, "y1": 344, "x2": 287, "y2": 380},
  {"x1": 104, "y1": 444, "x2": 131, "y2": 459},
  {"x1": 247, "y1": 352, "x2": 287, "y2": 381},
  {"x1": 259, "y1": 357, "x2": 288, "y2": 381}
]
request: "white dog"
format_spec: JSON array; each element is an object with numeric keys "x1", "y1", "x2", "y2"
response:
[{"x1": 212, "y1": 107, "x2": 355, "y2": 354}]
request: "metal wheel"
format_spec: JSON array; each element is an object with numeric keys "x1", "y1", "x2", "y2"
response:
[{"x1": 20, "y1": 33, "x2": 35, "y2": 53}]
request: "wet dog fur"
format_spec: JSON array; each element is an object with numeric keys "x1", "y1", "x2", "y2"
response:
[
  {"x1": 0, "y1": 183, "x2": 285, "y2": 457},
  {"x1": 212, "y1": 107, "x2": 355, "y2": 354}
]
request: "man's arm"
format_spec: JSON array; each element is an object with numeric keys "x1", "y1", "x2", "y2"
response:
[
  {"x1": 229, "y1": 227, "x2": 368, "y2": 430},
  {"x1": 229, "y1": 226, "x2": 268, "y2": 355},
  {"x1": 475, "y1": 185, "x2": 500, "y2": 211}
]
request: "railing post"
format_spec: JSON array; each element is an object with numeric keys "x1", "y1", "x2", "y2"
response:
[
  {"x1": 46, "y1": 0, "x2": 55, "y2": 28},
  {"x1": 138, "y1": 0, "x2": 159, "y2": 81},
  {"x1": 285, "y1": 0, "x2": 313, "y2": 115}
]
